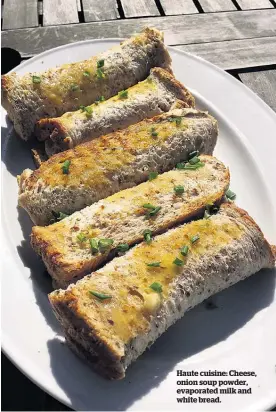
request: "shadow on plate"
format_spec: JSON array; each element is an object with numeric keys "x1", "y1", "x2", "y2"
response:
[{"x1": 46, "y1": 269, "x2": 275, "y2": 411}]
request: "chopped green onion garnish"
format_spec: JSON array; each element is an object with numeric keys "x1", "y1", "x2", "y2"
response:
[
  {"x1": 52, "y1": 211, "x2": 69, "y2": 221},
  {"x1": 143, "y1": 229, "x2": 152, "y2": 244},
  {"x1": 96, "y1": 68, "x2": 105, "y2": 79},
  {"x1": 143, "y1": 203, "x2": 156, "y2": 210},
  {"x1": 83, "y1": 71, "x2": 90, "y2": 77},
  {"x1": 148, "y1": 171, "x2": 158, "y2": 181},
  {"x1": 168, "y1": 116, "x2": 182, "y2": 126},
  {"x1": 204, "y1": 203, "x2": 219, "y2": 219},
  {"x1": 189, "y1": 156, "x2": 200, "y2": 165},
  {"x1": 97, "y1": 59, "x2": 104, "y2": 68},
  {"x1": 32, "y1": 75, "x2": 41, "y2": 84},
  {"x1": 188, "y1": 150, "x2": 199, "y2": 160},
  {"x1": 204, "y1": 210, "x2": 211, "y2": 219},
  {"x1": 89, "y1": 238, "x2": 99, "y2": 254},
  {"x1": 180, "y1": 245, "x2": 189, "y2": 256},
  {"x1": 150, "y1": 282, "x2": 163, "y2": 293},
  {"x1": 89, "y1": 290, "x2": 112, "y2": 300},
  {"x1": 226, "y1": 189, "x2": 236, "y2": 201},
  {"x1": 173, "y1": 257, "x2": 184, "y2": 266},
  {"x1": 143, "y1": 204, "x2": 161, "y2": 217},
  {"x1": 80, "y1": 105, "x2": 93, "y2": 115},
  {"x1": 118, "y1": 90, "x2": 128, "y2": 99},
  {"x1": 62, "y1": 160, "x2": 70, "y2": 174},
  {"x1": 191, "y1": 234, "x2": 200, "y2": 244},
  {"x1": 70, "y1": 84, "x2": 79, "y2": 91},
  {"x1": 77, "y1": 233, "x2": 87, "y2": 243},
  {"x1": 174, "y1": 185, "x2": 184, "y2": 195},
  {"x1": 98, "y1": 238, "x2": 114, "y2": 252},
  {"x1": 176, "y1": 162, "x2": 204, "y2": 170},
  {"x1": 150, "y1": 127, "x2": 158, "y2": 137},
  {"x1": 116, "y1": 243, "x2": 129, "y2": 253},
  {"x1": 95, "y1": 95, "x2": 105, "y2": 105},
  {"x1": 146, "y1": 261, "x2": 161, "y2": 267}
]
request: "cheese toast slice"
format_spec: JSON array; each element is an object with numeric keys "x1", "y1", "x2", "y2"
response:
[{"x1": 49, "y1": 203, "x2": 275, "y2": 379}]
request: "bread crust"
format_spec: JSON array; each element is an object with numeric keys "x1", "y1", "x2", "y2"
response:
[
  {"x1": 31, "y1": 155, "x2": 229, "y2": 288},
  {"x1": 35, "y1": 68, "x2": 195, "y2": 156},
  {"x1": 2, "y1": 28, "x2": 172, "y2": 140},
  {"x1": 49, "y1": 203, "x2": 275, "y2": 380},
  {"x1": 18, "y1": 107, "x2": 218, "y2": 225}
]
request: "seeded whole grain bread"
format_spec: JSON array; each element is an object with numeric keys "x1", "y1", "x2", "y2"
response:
[
  {"x1": 1, "y1": 28, "x2": 172, "y2": 141},
  {"x1": 31, "y1": 155, "x2": 229, "y2": 288},
  {"x1": 18, "y1": 107, "x2": 218, "y2": 226},
  {"x1": 35, "y1": 68, "x2": 195, "y2": 156},
  {"x1": 49, "y1": 203, "x2": 275, "y2": 380}
]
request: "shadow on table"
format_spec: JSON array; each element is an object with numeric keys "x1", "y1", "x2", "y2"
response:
[{"x1": 46, "y1": 269, "x2": 275, "y2": 411}]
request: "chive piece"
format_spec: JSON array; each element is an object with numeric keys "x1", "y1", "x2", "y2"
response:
[
  {"x1": 146, "y1": 261, "x2": 161, "y2": 267},
  {"x1": 52, "y1": 211, "x2": 69, "y2": 221},
  {"x1": 77, "y1": 233, "x2": 87, "y2": 243},
  {"x1": 148, "y1": 171, "x2": 158, "y2": 181},
  {"x1": 173, "y1": 257, "x2": 184, "y2": 266},
  {"x1": 191, "y1": 234, "x2": 200, "y2": 244},
  {"x1": 189, "y1": 156, "x2": 200, "y2": 165},
  {"x1": 150, "y1": 282, "x2": 163, "y2": 293},
  {"x1": 96, "y1": 68, "x2": 105, "y2": 79},
  {"x1": 180, "y1": 245, "x2": 189, "y2": 256},
  {"x1": 89, "y1": 238, "x2": 99, "y2": 254},
  {"x1": 116, "y1": 243, "x2": 129, "y2": 253},
  {"x1": 188, "y1": 150, "x2": 199, "y2": 160},
  {"x1": 97, "y1": 59, "x2": 105, "y2": 68},
  {"x1": 83, "y1": 71, "x2": 90, "y2": 77},
  {"x1": 204, "y1": 203, "x2": 219, "y2": 219},
  {"x1": 150, "y1": 127, "x2": 158, "y2": 137},
  {"x1": 176, "y1": 162, "x2": 204, "y2": 170},
  {"x1": 80, "y1": 105, "x2": 93, "y2": 115},
  {"x1": 175, "y1": 117, "x2": 182, "y2": 126},
  {"x1": 226, "y1": 189, "x2": 236, "y2": 201},
  {"x1": 143, "y1": 229, "x2": 152, "y2": 244},
  {"x1": 95, "y1": 95, "x2": 105, "y2": 105},
  {"x1": 174, "y1": 185, "x2": 184, "y2": 195},
  {"x1": 143, "y1": 203, "x2": 156, "y2": 210},
  {"x1": 118, "y1": 90, "x2": 128, "y2": 99},
  {"x1": 62, "y1": 159, "x2": 70, "y2": 174},
  {"x1": 70, "y1": 84, "x2": 79, "y2": 91},
  {"x1": 89, "y1": 290, "x2": 112, "y2": 300},
  {"x1": 98, "y1": 238, "x2": 114, "y2": 252},
  {"x1": 32, "y1": 75, "x2": 41, "y2": 84}
]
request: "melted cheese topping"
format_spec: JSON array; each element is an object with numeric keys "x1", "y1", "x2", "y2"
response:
[{"x1": 72, "y1": 216, "x2": 244, "y2": 344}]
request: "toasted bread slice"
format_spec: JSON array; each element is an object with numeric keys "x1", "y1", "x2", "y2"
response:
[
  {"x1": 18, "y1": 108, "x2": 218, "y2": 226},
  {"x1": 49, "y1": 203, "x2": 275, "y2": 380},
  {"x1": 2, "y1": 28, "x2": 172, "y2": 140},
  {"x1": 31, "y1": 155, "x2": 229, "y2": 288},
  {"x1": 35, "y1": 68, "x2": 195, "y2": 156}
]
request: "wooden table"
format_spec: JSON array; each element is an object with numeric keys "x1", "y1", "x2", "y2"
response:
[{"x1": 1, "y1": 0, "x2": 276, "y2": 410}]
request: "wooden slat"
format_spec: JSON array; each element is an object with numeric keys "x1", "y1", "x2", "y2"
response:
[
  {"x1": 176, "y1": 37, "x2": 276, "y2": 70},
  {"x1": 199, "y1": 0, "x2": 237, "y2": 12},
  {"x1": 160, "y1": 0, "x2": 198, "y2": 15},
  {"x1": 239, "y1": 70, "x2": 276, "y2": 112},
  {"x1": 2, "y1": 10, "x2": 276, "y2": 57},
  {"x1": 237, "y1": 0, "x2": 273, "y2": 9},
  {"x1": 82, "y1": 0, "x2": 119, "y2": 21},
  {"x1": 43, "y1": 0, "x2": 79, "y2": 26},
  {"x1": 120, "y1": 0, "x2": 160, "y2": 17},
  {"x1": 2, "y1": 0, "x2": 38, "y2": 30}
]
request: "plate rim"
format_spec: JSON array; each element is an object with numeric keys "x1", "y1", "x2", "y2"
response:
[{"x1": 2, "y1": 37, "x2": 276, "y2": 411}]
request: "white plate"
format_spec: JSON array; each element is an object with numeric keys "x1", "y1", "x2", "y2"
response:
[{"x1": 2, "y1": 40, "x2": 276, "y2": 411}]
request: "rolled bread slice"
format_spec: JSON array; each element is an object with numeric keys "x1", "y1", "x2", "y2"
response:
[
  {"x1": 49, "y1": 203, "x2": 275, "y2": 380},
  {"x1": 18, "y1": 107, "x2": 218, "y2": 226},
  {"x1": 31, "y1": 155, "x2": 229, "y2": 288},
  {"x1": 2, "y1": 27, "x2": 172, "y2": 141},
  {"x1": 36, "y1": 68, "x2": 195, "y2": 156}
]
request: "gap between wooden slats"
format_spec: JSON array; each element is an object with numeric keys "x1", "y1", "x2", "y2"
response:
[
  {"x1": 159, "y1": 0, "x2": 198, "y2": 15},
  {"x1": 176, "y1": 37, "x2": 276, "y2": 70},
  {"x1": 239, "y1": 70, "x2": 276, "y2": 112},
  {"x1": 120, "y1": 0, "x2": 160, "y2": 17},
  {"x1": 237, "y1": 0, "x2": 273, "y2": 9},
  {"x1": 199, "y1": 0, "x2": 237, "y2": 12},
  {"x1": 82, "y1": 0, "x2": 119, "y2": 21},
  {"x1": 43, "y1": 0, "x2": 79, "y2": 26},
  {"x1": 2, "y1": 9, "x2": 276, "y2": 57},
  {"x1": 2, "y1": 0, "x2": 38, "y2": 30}
]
